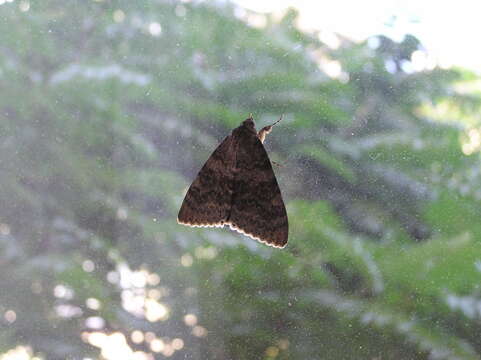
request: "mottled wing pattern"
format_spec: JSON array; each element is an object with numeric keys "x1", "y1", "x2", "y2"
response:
[
  {"x1": 177, "y1": 136, "x2": 235, "y2": 227},
  {"x1": 227, "y1": 128, "x2": 288, "y2": 248}
]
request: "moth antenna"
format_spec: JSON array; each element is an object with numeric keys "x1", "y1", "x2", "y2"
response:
[
  {"x1": 270, "y1": 114, "x2": 283, "y2": 127},
  {"x1": 271, "y1": 160, "x2": 285, "y2": 168},
  {"x1": 257, "y1": 115, "x2": 283, "y2": 144}
]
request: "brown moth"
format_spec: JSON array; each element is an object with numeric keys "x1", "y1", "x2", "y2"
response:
[{"x1": 177, "y1": 115, "x2": 288, "y2": 248}]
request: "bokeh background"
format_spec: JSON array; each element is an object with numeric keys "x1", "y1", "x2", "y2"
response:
[{"x1": 2, "y1": 1, "x2": 481, "y2": 359}]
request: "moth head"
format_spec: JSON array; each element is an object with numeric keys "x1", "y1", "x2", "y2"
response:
[{"x1": 242, "y1": 116, "x2": 257, "y2": 133}]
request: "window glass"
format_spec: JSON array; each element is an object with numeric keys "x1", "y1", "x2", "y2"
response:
[{"x1": 1, "y1": 1, "x2": 480, "y2": 359}]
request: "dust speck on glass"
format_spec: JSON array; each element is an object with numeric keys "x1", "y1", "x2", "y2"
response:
[{"x1": 1, "y1": 1, "x2": 480, "y2": 359}]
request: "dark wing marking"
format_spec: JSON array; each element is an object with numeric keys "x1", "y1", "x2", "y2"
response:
[
  {"x1": 227, "y1": 129, "x2": 288, "y2": 248},
  {"x1": 177, "y1": 135, "x2": 235, "y2": 228}
]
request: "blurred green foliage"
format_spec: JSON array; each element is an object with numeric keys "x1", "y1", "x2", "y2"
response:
[{"x1": 1, "y1": 1, "x2": 481, "y2": 359}]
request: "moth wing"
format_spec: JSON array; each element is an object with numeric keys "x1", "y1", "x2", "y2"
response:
[
  {"x1": 178, "y1": 135, "x2": 235, "y2": 227},
  {"x1": 228, "y1": 133, "x2": 288, "y2": 248}
]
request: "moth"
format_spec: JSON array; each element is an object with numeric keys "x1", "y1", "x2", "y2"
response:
[{"x1": 177, "y1": 115, "x2": 288, "y2": 248}]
